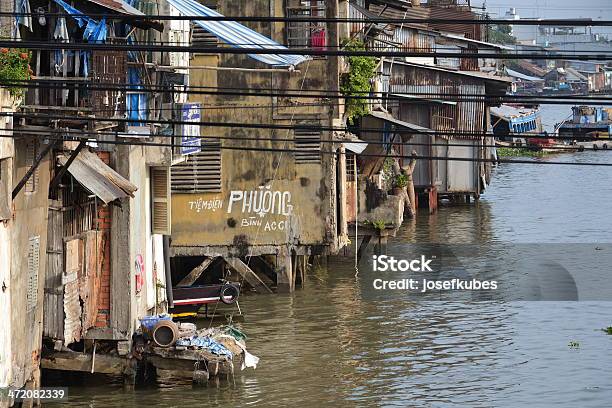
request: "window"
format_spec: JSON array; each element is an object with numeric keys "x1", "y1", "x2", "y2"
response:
[
  {"x1": 171, "y1": 142, "x2": 222, "y2": 193},
  {"x1": 294, "y1": 121, "x2": 322, "y2": 164},
  {"x1": 27, "y1": 236, "x2": 40, "y2": 313},
  {"x1": 25, "y1": 140, "x2": 39, "y2": 193},
  {"x1": 151, "y1": 167, "x2": 171, "y2": 235},
  {"x1": 0, "y1": 158, "x2": 11, "y2": 220},
  {"x1": 286, "y1": 1, "x2": 327, "y2": 48}
]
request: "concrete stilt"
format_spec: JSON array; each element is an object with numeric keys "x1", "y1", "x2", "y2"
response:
[{"x1": 276, "y1": 247, "x2": 294, "y2": 293}]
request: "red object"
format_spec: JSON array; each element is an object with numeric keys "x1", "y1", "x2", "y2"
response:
[
  {"x1": 135, "y1": 254, "x2": 145, "y2": 293},
  {"x1": 311, "y1": 29, "x2": 326, "y2": 48},
  {"x1": 527, "y1": 137, "x2": 555, "y2": 147}
]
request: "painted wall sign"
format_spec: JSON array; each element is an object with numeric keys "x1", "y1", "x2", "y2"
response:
[
  {"x1": 228, "y1": 184, "x2": 293, "y2": 218},
  {"x1": 188, "y1": 197, "x2": 224, "y2": 213},
  {"x1": 179, "y1": 103, "x2": 201, "y2": 155}
]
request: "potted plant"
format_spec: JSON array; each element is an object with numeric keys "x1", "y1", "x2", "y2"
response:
[
  {"x1": 0, "y1": 48, "x2": 32, "y2": 106},
  {"x1": 392, "y1": 173, "x2": 408, "y2": 195}
]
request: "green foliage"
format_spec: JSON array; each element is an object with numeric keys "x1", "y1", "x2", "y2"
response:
[
  {"x1": 0, "y1": 48, "x2": 32, "y2": 100},
  {"x1": 371, "y1": 219, "x2": 386, "y2": 231},
  {"x1": 568, "y1": 340, "x2": 580, "y2": 349},
  {"x1": 497, "y1": 147, "x2": 548, "y2": 158},
  {"x1": 487, "y1": 24, "x2": 517, "y2": 45},
  {"x1": 340, "y1": 39, "x2": 377, "y2": 124},
  {"x1": 602, "y1": 326, "x2": 612, "y2": 335},
  {"x1": 394, "y1": 173, "x2": 408, "y2": 189}
]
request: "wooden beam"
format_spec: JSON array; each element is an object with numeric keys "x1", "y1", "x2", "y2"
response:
[
  {"x1": 224, "y1": 257, "x2": 273, "y2": 294},
  {"x1": 177, "y1": 256, "x2": 216, "y2": 287},
  {"x1": 41, "y1": 351, "x2": 127, "y2": 375}
]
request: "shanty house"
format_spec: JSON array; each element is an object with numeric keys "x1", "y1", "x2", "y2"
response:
[
  {"x1": 3, "y1": 0, "x2": 187, "y2": 383},
  {"x1": 168, "y1": 0, "x2": 349, "y2": 293}
]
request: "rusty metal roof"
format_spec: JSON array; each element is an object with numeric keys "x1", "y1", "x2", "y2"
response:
[
  {"x1": 58, "y1": 149, "x2": 138, "y2": 204},
  {"x1": 368, "y1": 110, "x2": 433, "y2": 132}
]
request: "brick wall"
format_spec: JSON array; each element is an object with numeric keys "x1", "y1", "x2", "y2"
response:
[{"x1": 95, "y1": 152, "x2": 111, "y2": 328}]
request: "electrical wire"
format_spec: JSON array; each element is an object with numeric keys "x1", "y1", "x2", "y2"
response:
[
  {"x1": 2, "y1": 12, "x2": 612, "y2": 26},
  {"x1": 2, "y1": 130, "x2": 612, "y2": 166},
  {"x1": 1, "y1": 40, "x2": 611, "y2": 60},
  {"x1": 3, "y1": 111, "x2": 607, "y2": 141}
]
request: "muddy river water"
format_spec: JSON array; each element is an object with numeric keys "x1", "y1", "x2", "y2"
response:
[{"x1": 48, "y1": 105, "x2": 612, "y2": 407}]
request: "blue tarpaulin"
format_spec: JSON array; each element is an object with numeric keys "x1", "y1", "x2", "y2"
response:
[
  {"x1": 166, "y1": 0, "x2": 309, "y2": 67},
  {"x1": 53, "y1": 0, "x2": 107, "y2": 77}
]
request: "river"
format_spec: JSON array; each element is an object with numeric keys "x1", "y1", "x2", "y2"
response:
[{"x1": 46, "y1": 105, "x2": 612, "y2": 407}]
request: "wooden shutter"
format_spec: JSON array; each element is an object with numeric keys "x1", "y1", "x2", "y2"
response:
[
  {"x1": 0, "y1": 159, "x2": 10, "y2": 220},
  {"x1": 151, "y1": 167, "x2": 171, "y2": 235},
  {"x1": 25, "y1": 140, "x2": 39, "y2": 193},
  {"x1": 171, "y1": 142, "x2": 222, "y2": 193},
  {"x1": 27, "y1": 236, "x2": 41, "y2": 313},
  {"x1": 191, "y1": 1, "x2": 218, "y2": 52},
  {"x1": 294, "y1": 122, "x2": 321, "y2": 164}
]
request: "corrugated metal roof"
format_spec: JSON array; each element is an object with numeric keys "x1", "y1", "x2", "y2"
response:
[
  {"x1": 368, "y1": 110, "x2": 433, "y2": 132},
  {"x1": 58, "y1": 149, "x2": 138, "y2": 204},
  {"x1": 167, "y1": 0, "x2": 309, "y2": 67},
  {"x1": 505, "y1": 68, "x2": 544, "y2": 82}
]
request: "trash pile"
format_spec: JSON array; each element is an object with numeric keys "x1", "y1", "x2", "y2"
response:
[{"x1": 138, "y1": 314, "x2": 259, "y2": 371}]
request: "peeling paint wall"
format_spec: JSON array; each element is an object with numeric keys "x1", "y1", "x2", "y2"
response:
[
  {"x1": 0, "y1": 88, "x2": 14, "y2": 389},
  {"x1": 10, "y1": 135, "x2": 51, "y2": 389},
  {"x1": 171, "y1": 0, "x2": 343, "y2": 255}
]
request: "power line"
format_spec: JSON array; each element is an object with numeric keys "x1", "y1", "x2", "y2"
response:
[
  {"x1": 5, "y1": 80, "x2": 612, "y2": 106},
  {"x1": 1, "y1": 40, "x2": 611, "y2": 60},
  {"x1": 2, "y1": 12, "x2": 612, "y2": 26},
  {"x1": 3, "y1": 131, "x2": 611, "y2": 167},
  {"x1": 5, "y1": 125, "x2": 607, "y2": 150},
  {"x1": 3, "y1": 115, "x2": 609, "y2": 141}
]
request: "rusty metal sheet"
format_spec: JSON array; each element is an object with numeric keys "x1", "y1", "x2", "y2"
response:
[
  {"x1": 58, "y1": 149, "x2": 137, "y2": 204},
  {"x1": 80, "y1": 231, "x2": 106, "y2": 332}
]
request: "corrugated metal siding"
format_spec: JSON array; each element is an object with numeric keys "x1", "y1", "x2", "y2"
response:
[{"x1": 445, "y1": 139, "x2": 478, "y2": 192}]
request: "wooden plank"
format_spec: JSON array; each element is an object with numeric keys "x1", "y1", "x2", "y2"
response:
[
  {"x1": 177, "y1": 257, "x2": 216, "y2": 287},
  {"x1": 44, "y1": 200, "x2": 64, "y2": 340},
  {"x1": 224, "y1": 257, "x2": 273, "y2": 294},
  {"x1": 41, "y1": 351, "x2": 127, "y2": 375}
]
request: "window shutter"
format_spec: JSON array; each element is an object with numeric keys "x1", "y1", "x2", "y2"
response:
[
  {"x1": 151, "y1": 167, "x2": 171, "y2": 235},
  {"x1": 27, "y1": 236, "x2": 41, "y2": 313},
  {"x1": 171, "y1": 142, "x2": 222, "y2": 193},
  {"x1": 294, "y1": 121, "x2": 321, "y2": 164},
  {"x1": 25, "y1": 140, "x2": 39, "y2": 193}
]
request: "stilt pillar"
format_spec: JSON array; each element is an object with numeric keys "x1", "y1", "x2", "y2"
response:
[{"x1": 276, "y1": 246, "x2": 294, "y2": 293}]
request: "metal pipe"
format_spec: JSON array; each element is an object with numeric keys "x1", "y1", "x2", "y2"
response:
[{"x1": 163, "y1": 235, "x2": 174, "y2": 308}]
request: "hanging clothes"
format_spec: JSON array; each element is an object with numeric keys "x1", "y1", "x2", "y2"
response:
[
  {"x1": 52, "y1": 0, "x2": 108, "y2": 78},
  {"x1": 53, "y1": 17, "x2": 69, "y2": 74},
  {"x1": 14, "y1": 0, "x2": 33, "y2": 39}
]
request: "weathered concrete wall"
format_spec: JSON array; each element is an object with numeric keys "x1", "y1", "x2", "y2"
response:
[
  {"x1": 10, "y1": 136, "x2": 51, "y2": 389},
  {"x1": 111, "y1": 145, "x2": 167, "y2": 339},
  {"x1": 0, "y1": 89, "x2": 14, "y2": 390},
  {"x1": 172, "y1": 0, "x2": 342, "y2": 255}
]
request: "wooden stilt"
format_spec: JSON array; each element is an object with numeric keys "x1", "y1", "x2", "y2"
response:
[
  {"x1": 276, "y1": 247, "x2": 294, "y2": 293},
  {"x1": 177, "y1": 257, "x2": 216, "y2": 287},
  {"x1": 224, "y1": 257, "x2": 273, "y2": 294}
]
